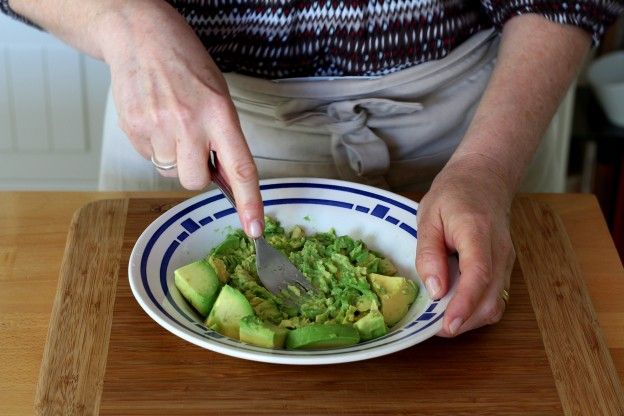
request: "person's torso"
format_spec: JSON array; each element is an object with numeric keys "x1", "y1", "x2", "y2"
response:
[{"x1": 166, "y1": 0, "x2": 491, "y2": 78}]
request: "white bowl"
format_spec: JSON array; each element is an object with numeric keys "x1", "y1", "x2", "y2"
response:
[
  {"x1": 129, "y1": 178, "x2": 458, "y2": 365},
  {"x1": 587, "y1": 51, "x2": 624, "y2": 127}
]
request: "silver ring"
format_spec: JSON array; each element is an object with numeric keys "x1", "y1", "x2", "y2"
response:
[{"x1": 150, "y1": 154, "x2": 177, "y2": 171}]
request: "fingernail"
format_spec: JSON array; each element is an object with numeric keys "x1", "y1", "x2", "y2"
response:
[
  {"x1": 449, "y1": 317, "x2": 463, "y2": 335},
  {"x1": 425, "y1": 276, "x2": 441, "y2": 299},
  {"x1": 248, "y1": 219, "x2": 263, "y2": 239}
]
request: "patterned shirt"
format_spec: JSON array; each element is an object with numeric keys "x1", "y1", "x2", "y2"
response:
[{"x1": 2, "y1": 0, "x2": 623, "y2": 78}]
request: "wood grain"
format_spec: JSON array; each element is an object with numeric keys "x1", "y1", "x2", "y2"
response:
[
  {"x1": 2, "y1": 192, "x2": 622, "y2": 415},
  {"x1": 511, "y1": 197, "x2": 624, "y2": 415},
  {"x1": 97, "y1": 198, "x2": 562, "y2": 415},
  {"x1": 34, "y1": 199, "x2": 128, "y2": 415}
]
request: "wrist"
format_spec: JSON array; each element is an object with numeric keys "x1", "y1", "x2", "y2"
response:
[
  {"x1": 92, "y1": 2, "x2": 141, "y2": 63},
  {"x1": 441, "y1": 152, "x2": 516, "y2": 205},
  {"x1": 93, "y1": 0, "x2": 173, "y2": 65}
]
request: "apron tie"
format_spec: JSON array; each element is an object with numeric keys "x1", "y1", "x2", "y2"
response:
[{"x1": 275, "y1": 98, "x2": 423, "y2": 182}]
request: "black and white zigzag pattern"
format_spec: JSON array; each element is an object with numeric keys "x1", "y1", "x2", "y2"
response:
[
  {"x1": 167, "y1": 0, "x2": 623, "y2": 78},
  {"x1": 2, "y1": 0, "x2": 623, "y2": 78},
  {"x1": 170, "y1": 0, "x2": 488, "y2": 77}
]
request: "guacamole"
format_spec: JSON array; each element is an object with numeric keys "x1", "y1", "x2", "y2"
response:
[{"x1": 174, "y1": 217, "x2": 418, "y2": 349}]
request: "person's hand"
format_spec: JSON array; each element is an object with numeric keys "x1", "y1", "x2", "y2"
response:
[
  {"x1": 412, "y1": 14, "x2": 591, "y2": 337},
  {"x1": 98, "y1": 1, "x2": 264, "y2": 237},
  {"x1": 416, "y1": 154, "x2": 515, "y2": 336}
]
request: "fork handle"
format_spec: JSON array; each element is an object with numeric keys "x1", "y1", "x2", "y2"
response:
[{"x1": 208, "y1": 151, "x2": 237, "y2": 208}]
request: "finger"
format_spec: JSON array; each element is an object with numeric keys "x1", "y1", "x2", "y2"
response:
[
  {"x1": 112, "y1": 85, "x2": 155, "y2": 162},
  {"x1": 175, "y1": 130, "x2": 210, "y2": 190},
  {"x1": 130, "y1": 136, "x2": 153, "y2": 161},
  {"x1": 415, "y1": 201, "x2": 448, "y2": 300},
  {"x1": 115, "y1": 109, "x2": 152, "y2": 160},
  {"x1": 117, "y1": 116, "x2": 157, "y2": 165},
  {"x1": 438, "y1": 236, "x2": 504, "y2": 337},
  {"x1": 436, "y1": 286, "x2": 505, "y2": 337},
  {"x1": 436, "y1": 228, "x2": 515, "y2": 337},
  {"x1": 209, "y1": 104, "x2": 263, "y2": 238},
  {"x1": 442, "y1": 219, "x2": 493, "y2": 336},
  {"x1": 150, "y1": 132, "x2": 179, "y2": 178}
]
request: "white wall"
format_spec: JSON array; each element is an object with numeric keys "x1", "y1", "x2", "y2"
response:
[{"x1": 0, "y1": 13, "x2": 110, "y2": 190}]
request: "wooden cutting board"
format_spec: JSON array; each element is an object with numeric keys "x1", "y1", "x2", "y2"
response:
[{"x1": 34, "y1": 196, "x2": 624, "y2": 415}]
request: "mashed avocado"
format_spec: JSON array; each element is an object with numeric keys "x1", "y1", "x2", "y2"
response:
[{"x1": 175, "y1": 216, "x2": 418, "y2": 349}]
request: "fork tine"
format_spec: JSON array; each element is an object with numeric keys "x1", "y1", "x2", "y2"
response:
[
  {"x1": 274, "y1": 279, "x2": 309, "y2": 297},
  {"x1": 254, "y1": 236, "x2": 316, "y2": 297},
  {"x1": 292, "y1": 277, "x2": 313, "y2": 293},
  {"x1": 208, "y1": 151, "x2": 316, "y2": 300}
]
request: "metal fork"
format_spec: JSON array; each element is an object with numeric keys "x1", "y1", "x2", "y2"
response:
[{"x1": 208, "y1": 152, "x2": 315, "y2": 298}]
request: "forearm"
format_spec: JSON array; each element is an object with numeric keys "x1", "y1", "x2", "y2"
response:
[
  {"x1": 448, "y1": 14, "x2": 591, "y2": 195},
  {"x1": 8, "y1": 0, "x2": 117, "y2": 58},
  {"x1": 7, "y1": 0, "x2": 172, "y2": 62}
]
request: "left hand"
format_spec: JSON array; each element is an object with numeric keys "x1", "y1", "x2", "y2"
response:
[{"x1": 415, "y1": 154, "x2": 516, "y2": 337}]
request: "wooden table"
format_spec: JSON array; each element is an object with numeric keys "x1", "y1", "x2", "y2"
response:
[{"x1": 1, "y1": 192, "x2": 623, "y2": 415}]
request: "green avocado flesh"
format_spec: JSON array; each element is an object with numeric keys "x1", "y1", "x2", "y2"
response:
[
  {"x1": 239, "y1": 315, "x2": 289, "y2": 349},
  {"x1": 286, "y1": 324, "x2": 360, "y2": 349},
  {"x1": 369, "y1": 273, "x2": 418, "y2": 326},
  {"x1": 354, "y1": 309, "x2": 388, "y2": 341},
  {"x1": 174, "y1": 217, "x2": 419, "y2": 349},
  {"x1": 205, "y1": 284, "x2": 254, "y2": 340},
  {"x1": 174, "y1": 260, "x2": 220, "y2": 317}
]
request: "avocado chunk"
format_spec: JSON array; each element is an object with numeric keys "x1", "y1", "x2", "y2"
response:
[
  {"x1": 212, "y1": 234, "x2": 240, "y2": 255},
  {"x1": 354, "y1": 309, "x2": 388, "y2": 341},
  {"x1": 239, "y1": 315, "x2": 289, "y2": 349},
  {"x1": 208, "y1": 256, "x2": 229, "y2": 283},
  {"x1": 205, "y1": 284, "x2": 254, "y2": 340},
  {"x1": 369, "y1": 273, "x2": 418, "y2": 326},
  {"x1": 174, "y1": 259, "x2": 221, "y2": 317},
  {"x1": 286, "y1": 323, "x2": 360, "y2": 350}
]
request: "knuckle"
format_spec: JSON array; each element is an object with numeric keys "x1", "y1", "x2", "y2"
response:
[
  {"x1": 484, "y1": 299, "x2": 505, "y2": 325},
  {"x1": 123, "y1": 103, "x2": 144, "y2": 122},
  {"x1": 470, "y1": 262, "x2": 491, "y2": 288},
  {"x1": 205, "y1": 98, "x2": 239, "y2": 126},
  {"x1": 466, "y1": 214, "x2": 491, "y2": 235},
  {"x1": 180, "y1": 172, "x2": 207, "y2": 190},
  {"x1": 148, "y1": 103, "x2": 195, "y2": 129},
  {"x1": 149, "y1": 107, "x2": 170, "y2": 126},
  {"x1": 201, "y1": 96, "x2": 233, "y2": 122},
  {"x1": 118, "y1": 106, "x2": 150, "y2": 139},
  {"x1": 416, "y1": 247, "x2": 439, "y2": 267},
  {"x1": 238, "y1": 199, "x2": 264, "y2": 217},
  {"x1": 231, "y1": 160, "x2": 258, "y2": 183},
  {"x1": 172, "y1": 102, "x2": 196, "y2": 125},
  {"x1": 453, "y1": 216, "x2": 489, "y2": 245},
  {"x1": 118, "y1": 117, "x2": 145, "y2": 139}
]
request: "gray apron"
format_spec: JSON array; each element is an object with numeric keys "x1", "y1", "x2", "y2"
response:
[{"x1": 99, "y1": 28, "x2": 566, "y2": 192}]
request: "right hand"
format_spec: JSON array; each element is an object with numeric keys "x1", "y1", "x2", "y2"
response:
[{"x1": 98, "y1": 0, "x2": 264, "y2": 238}]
